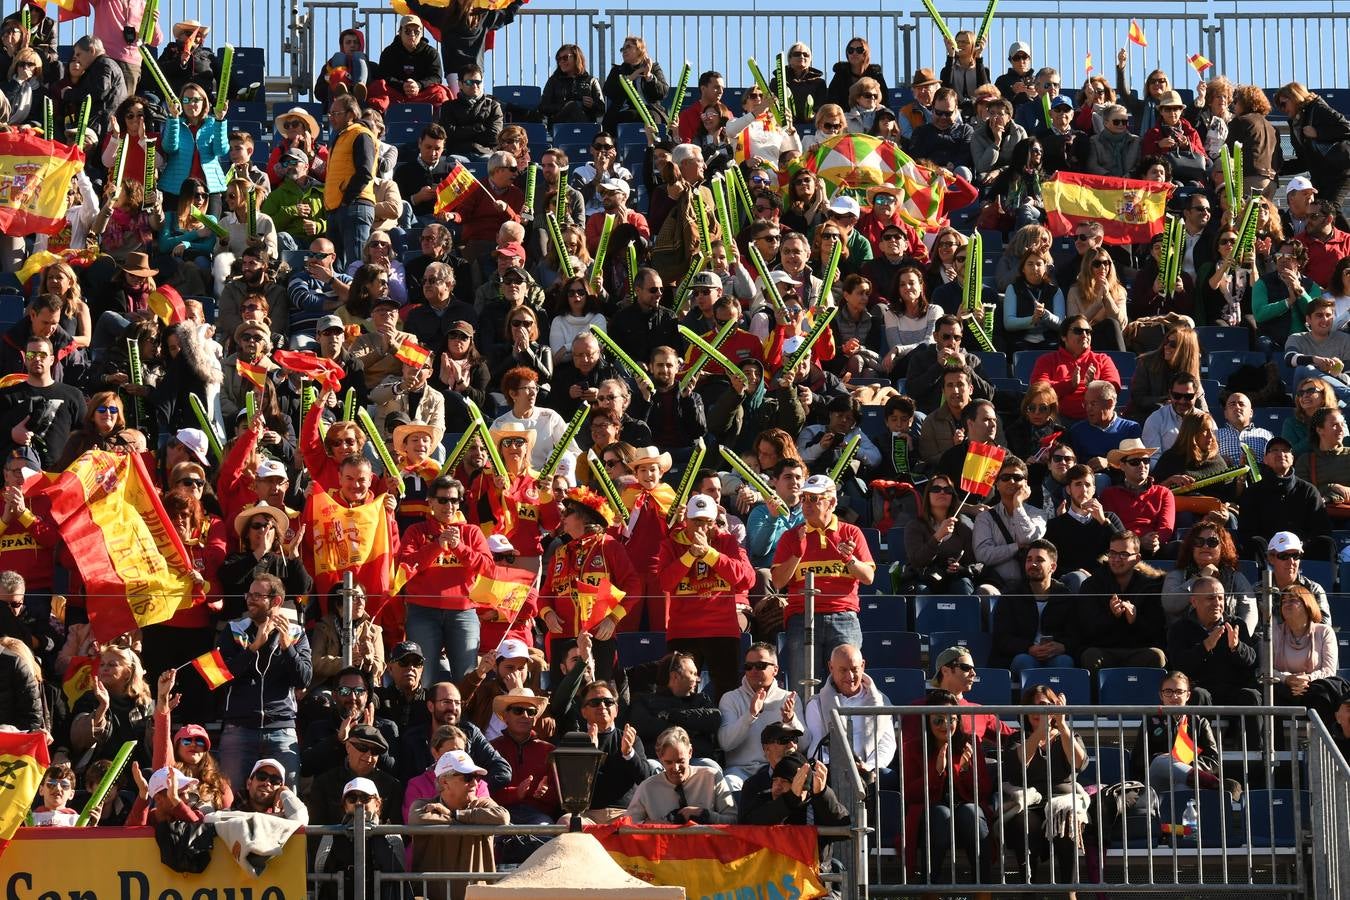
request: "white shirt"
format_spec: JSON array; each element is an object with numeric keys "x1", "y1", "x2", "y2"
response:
[{"x1": 490, "y1": 406, "x2": 579, "y2": 483}]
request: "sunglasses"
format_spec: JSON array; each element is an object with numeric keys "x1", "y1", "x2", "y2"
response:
[
  {"x1": 1070, "y1": 327, "x2": 1093, "y2": 336},
  {"x1": 947, "y1": 661, "x2": 975, "y2": 673},
  {"x1": 744, "y1": 660, "x2": 775, "y2": 671},
  {"x1": 846, "y1": 45, "x2": 865, "y2": 54},
  {"x1": 350, "y1": 741, "x2": 383, "y2": 754},
  {"x1": 250, "y1": 520, "x2": 276, "y2": 531},
  {"x1": 1219, "y1": 237, "x2": 1237, "y2": 246},
  {"x1": 592, "y1": 143, "x2": 615, "y2": 151},
  {"x1": 1189, "y1": 206, "x2": 1212, "y2": 214},
  {"x1": 1299, "y1": 386, "x2": 1325, "y2": 396},
  {"x1": 344, "y1": 792, "x2": 374, "y2": 804},
  {"x1": 790, "y1": 50, "x2": 810, "y2": 57},
  {"x1": 1193, "y1": 536, "x2": 1221, "y2": 549},
  {"x1": 1171, "y1": 392, "x2": 1196, "y2": 401},
  {"x1": 337, "y1": 685, "x2": 367, "y2": 697},
  {"x1": 860, "y1": 92, "x2": 880, "y2": 99},
  {"x1": 177, "y1": 478, "x2": 205, "y2": 487},
  {"x1": 1109, "y1": 118, "x2": 1128, "y2": 125},
  {"x1": 23, "y1": 351, "x2": 48, "y2": 360},
  {"x1": 929, "y1": 485, "x2": 954, "y2": 495},
  {"x1": 462, "y1": 78, "x2": 483, "y2": 85},
  {"x1": 766, "y1": 736, "x2": 798, "y2": 745},
  {"x1": 585, "y1": 697, "x2": 617, "y2": 708},
  {"x1": 998, "y1": 473, "x2": 1026, "y2": 483},
  {"x1": 500, "y1": 437, "x2": 528, "y2": 448},
  {"x1": 252, "y1": 772, "x2": 284, "y2": 786},
  {"x1": 933, "y1": 110, "x2": 954, "y2": 119},
  {"x1": 1122, "y1": 457, "x2": 1149, "y2": 466},
  {"x1": 1051, "y1": 454, "x2": 1076, "y2": 464},
  {"x1": 432, "y1": 496, "x2": 461, "y2": 505},
  {"x1": 873, "y1": 195, "x2": 896, "y2": 205},
  {"x1": 96, "y1": 405, "x2": 119, "y2": 414},
  {"x1": 510, "y1": 320, "x2": 533, "y2": 327},
  {"x1": 1026, "y1": 404, "x2": 1056, "y2": 414},
  {"x1": 1275, "y1": 551, "x2": 1303, "y2": 561},
  {"x1": 179, "y1": 736, "x2": 208, "y2": 748},
  {"x1": 505, "y1": 705, "x2": 536, "y2": 716},
  {"x1": 1091, "y1": 259, "x2": 1112, "y2": 269},
  {"x1": 45, "y1": 778, "x2": 73, "y2": 789}
]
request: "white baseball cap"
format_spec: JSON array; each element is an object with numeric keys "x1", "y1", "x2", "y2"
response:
[
  {"x1": 767, "y1": 271, "x2": 802, "y2": 286},
  {"x1": 487, "y1": 533, "x2": 517, "y2": 554},
  {"x1": 256, "y1": 458, "x2": 287, "y2": 480},
  {"x1": 342, "y1": 776, "x2": 380, "y2": 797},
  {"x1": 249, "y1": 758, "x2": 286, "y2": 780},
  {"x1": 174, "y1": 428, "x2": 210, "y2": 465},
  {"x1": 1269, "y1": 532, "x2": 1304, "y2": 554},
  {"x1": 496, "y1": 638, "x2": 531, "y2": 661},
  {"x1": 782, "y1": 335, "x2": 805, "y2": 355},
  {"x1": 434, "y1": 749, "x2": 488, "y2": 779},
  {"x1": 685, "y1": 494, "x2": 718, "y2": 521},
  {"x1": 827, "y1": 195, "x2": 861, "y2": 217},
  {"x1": 1007, "y1": 41, "x2": 1031, "y2": 59},
  {"x1": 801, "y1": 474, "x2": 836, "y2": 495},
  {"x1": 147, "y1": 766, "x2": 198, "y2": 797},
  {"x1": 1285, "y1": 176, "x2": 1316, "y2": 198}
]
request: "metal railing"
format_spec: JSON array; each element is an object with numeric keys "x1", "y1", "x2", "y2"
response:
[{"x1": 840, "y1": 703, "x2": 1320, "y2": 896}]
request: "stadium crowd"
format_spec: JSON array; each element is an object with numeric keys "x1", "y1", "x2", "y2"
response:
[{"x1": 5, "y1": 0, "x2": 1350, "y2": 890}]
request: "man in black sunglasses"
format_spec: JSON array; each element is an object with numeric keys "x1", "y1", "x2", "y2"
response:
[
  {"x1": 233, "y1": 758, "x2": 308, "y2": 819},
  {"x1": 305, "y1": 722, "x2": 403, "y2": 825},
  {"x1": 301, "y1": 666, "x2": 399, "y2": 777},
  {"x1": 439, "y1": 62, "x2": 503, "y2": 160}
]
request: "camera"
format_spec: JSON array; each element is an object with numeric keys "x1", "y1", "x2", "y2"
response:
[{"x1": 123, "y1": 25, "x2": 137, "y2": 45}]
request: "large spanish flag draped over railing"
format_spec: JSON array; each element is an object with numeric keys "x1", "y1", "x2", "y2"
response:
[
  {"x1": 32, "y1": 451, "x2": 200, "y2": 643},
  {"x1": 0, "y1": 732, "x2": 48, "y2": 859},
  {"x1": 588, "y1": 823, "x2": 827, "y2": 899},
  {"x1": 1042, "y1": 171, "x2": 1170, "y2": 245},
  {"x1": 307, "y1": 490, "x2": 399, "y2": 599},
  {"x1": 0, "y1": 131, "x2": 85, "y2": 235}
]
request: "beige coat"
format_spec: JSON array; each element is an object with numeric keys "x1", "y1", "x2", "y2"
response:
[
  {"x1": 408, "y1": 796, "x2": 510, "y2": 900},
  {"x1": 309, "y1": 615, "x2": 385, "y2": 688}
]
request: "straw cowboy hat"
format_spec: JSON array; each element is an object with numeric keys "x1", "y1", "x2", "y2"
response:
[
  {"x1": 488, "y1": 421, "x2": 536, "y2": 454},
  {"x1": 1107, "y1": 438, "x2": 1159, "y2": 469},
  {"x1": 120, "y1": 251, "x2": 158, "y2": 277},
  {"x1": 629, "y1": 446, "x2": 673, "y2": 474},
  {"x1": 172, "y1": 19, "x2": 209, "y2": 40},
  {"x1": 393, "y1": 420, "x2": 444, "y2": 450},
  {"x1": 233, "y1": 503, "x2": 291, "y2": 540},
  {"x1": 274, "y1": 107, "x2": 320, "y2": 141},
  {"x1": 492, "y1": 689, "x2": 546, "y2": 718}
]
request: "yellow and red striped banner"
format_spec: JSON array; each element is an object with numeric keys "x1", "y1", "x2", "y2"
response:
[
  {"x1": 44, "y1": 0, "x2": 91, "y2": 22},
  {"x1": 959, "y1": 441, "x2": 1007, "y2": 496},
  {"x1": 61, "y1": 654, "x2": 96, "y2": 707},
  {"x1": 236, "y1": 358, "x2": 268, "y2": 390},
  {"x1": 394, "y1": 339, "x2": 431, "y2": 369},
  {"x1": 190, "y1": 649, "x2": 234, "y2": 690},
  {"x1": 1042, "y1": 171, "x2": 1170, "y2": 246},
  {"x1": 1188, "y1": 52, "x2": 1214, "y2": 75},
  {"x1": 0, "y1": 732, "x2": 50, "y2": 859},
  {"x1": 1128, "y1": 20, "x2": 1148, "y2": 47},
  {"x1": 31, "y1": 450, "x2": 199, "y2": 642},
  {"x1": 434, "y1": 162, "x2": 481, "y2": 215},
  {"x1": 148, "y1": 285, "x2": 186, "y2": 325},
  {"x1": 307, "y1": 490, "x2": 398, "y2": 599},
  {"x1": 0, "y1": 131, "x2": 85, "y2": 235},
  {"x1": 469, "y1": 567, "x2": 533, "y2": 619},
  {"x1": 588, "y1": 823, "x2": 827, "y2": 899},
  {"x1": 0, "y1": 373, "x2": 27, "y2": 389},
  {"x1": 1171, "y1": 716, "x2": 1198, "y2": 764}
]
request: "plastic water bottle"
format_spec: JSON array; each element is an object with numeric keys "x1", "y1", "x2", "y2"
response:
[{"x1": 1182, "y1": 799, "x2": 1199, "y2": 837}]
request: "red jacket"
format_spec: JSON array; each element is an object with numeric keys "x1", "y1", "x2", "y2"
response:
[
  {"x1": 1101, "y1": 482, "x2": 1176, "y2": 542},
  {"x1": 772, "y1": 517, "x2": 873, "y2": 619},
  {"x1": 857, "y1": 212, "x2": 928, "y2": 262},
  {"x1": 1296, "y1": 227, "x2": 1350, "y2": 290},
  {"x1": 299, "y1": 400, "x2": 392, "y2": 495},
  {"x1": 899, "y1": 728, "x2": 993, "y2": 871},
  {"x1": 658, "y1": 527, "x2": 755, "y2": 640},
  {"x1": 466, "y1": 470, "x2": 561, "y2": 558},
  {"x1": 455, "y1": 182, "x2": 523, "y2": 243},
  {"x1": 398, "y1": 519, "x2": 494, "y2": 610},
  {"x1": 489, "y1": 734, "x2": 560, "y2": 817},
  {"x1": 619, "y1": 485, "x2": 673, "y2": 576},
  {"x1": 1141, "y1": 119, "x2": 1205, "y2": 159},
  {"x1": 585, "y1": 209, "x2": 651, "y2": 252},
  {"x1": 540, "y1": 532, "x2": 642, "y2": 639},
  {"x1": 1028, "y1": 347, "x2": 1122, "y2": 420},
  {"x1": 0, "y1": 508, "x2": 58, "y2": 590}
]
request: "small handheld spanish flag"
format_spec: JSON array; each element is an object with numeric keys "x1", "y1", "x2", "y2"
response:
[
  {"x1": 189, "y1": 649, "x2": 235, "y2": 690},
  {"x1": 1085, "y1": 51, "x2": 1094, "y2": 75},
  {"x1": 958, "y1": 441, "x2": 1007, "y2": 497},
  {"x1": 1188, "y1": 52, "x2": 1214, "y2": 75},
  {"x1": 1128, "y1": 20, "x2": 1148, "y2": 47},
  {"x1": 394, "y1": 339, "x2": 432, "y2": 369},
  {"x1": 237, "y1": 358, "x2": 268, "y2": 390},
  {"x1": 1171, "y1": 716, "x2": 1197, "y2": 765},
  {"x1": 434, "y1": 162, "x2": 481, "y2": 216}
]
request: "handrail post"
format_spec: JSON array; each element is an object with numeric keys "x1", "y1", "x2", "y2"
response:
[
  {"x1": 592, "y1": 20, "x2": 612, "y2": 84},
  {"x1": 898, "y1": 21, "x2": 917, "y2": 88},
  {"x1": 801, "y1": 571, "x2": 817, "y2": 701},
  {"x1": 353, "y1": 800, "x2": 367, "y2": 900},
  {"x1": 341, "y1": 570, "x2": 355, "y2": 669}
]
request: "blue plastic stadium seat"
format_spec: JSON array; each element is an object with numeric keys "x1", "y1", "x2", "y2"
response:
[
  {"x1": 1019, "y1": 667, "x2": 1092, "y2": 703},
  {"x1": 227, "y1": 101, "x2": 267, "y2": 122},
  {"x1": 1246, "y1": 789, "x2": 1309, "y2": 848},
  {"x1": 1103, "y1": 351, "x2": 1136, "y2": 382},
  {"x1": 233, "y1": 121, "x2": 264, "y2": 139},
  {"x1": 1250, "y1": 407, "x2": 1293, "y2": 432},
  {"x1": 1098, "y1": 667, "x2": 1165, "y2": 705},
  {"x1": 888, "y1": 87, "x2": 914, "y2": 108},
  {"x1": 927, "y1": 631, "x2": 991, "y2": 667},
  {"x1": 869, "y1": 668, "x2": 926, "y2": 702},
  {"x1": 1194, "y1": 325, "x2": 1249, "y2": 353},
  {"x1": 1329, "y1": 592, "x2": 1350, "y2": 625},
  {"x1": 517, "y1": 121, "x2": 549, "y2": 148},
  {"x1": 1319, "y1": 88, "x2": 1350, "y2": 117},
  {"x1": 858, "y1": 599, "x2": 912, "y2": 634},
  {"x1": 616, "y1": 632, "x2": 667, "y2": 667},
  {"x1": 914, "y1": 594, "x2": 982, "y2": 635},
  {"x1": 557, "y1": 143, "x2": 592, "y2": 165},
  {"x1": 860, "y1": 527, "x2": 883, "y2": 561},
  {"x1": 386, "y1": 103, "x2": 434, "y2": 126},
  {"x1": 0, "y1": 293, "x2": 25, "y2": 329},
  {"x1": 289, "y1": 101, "x2": 326, "y2": 122},
  {"x1": 865, "y1": 631, "x2": 922, "y2": 668},
  {"x1": 965, "y1": 667, "x2": 1013, "y2": 705},
  {"x1": 1013, "y1": 350, "x2": 1044, "y2": 384},
  {"x1": 492, "y1": 85, "x2": 542, "y2": 109},
  {"x1": 1302, "y1": 558, "x2": 1334, "y2": 593},
  {"x1": 877, "y1": 790, "x2": 902, "y2": 847},
  {"x1": 616, "y1": 122, "x2": 647, "y2": 145},
  {"x1": 388, "y1": 122, "x2": 422, "y2": 147},
  {"x1": 1080, "y1": 748, "x2": 1130, "y2": 788},
  {"x1": 1206, "y1": 351, "x2": 1266, "y2": 384},
  {"x1": 975, "y1": 228, "x2": 1004, "y2": 251},
  {"x1": 552, "y1": 122, "x2": 601, "y2": 145},
  {"x1": 974, "y1": 351, "x2": 1009, "y2": 378}
]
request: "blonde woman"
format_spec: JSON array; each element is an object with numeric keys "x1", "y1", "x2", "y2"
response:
[
  {"x1": 1129, "y1": 323, "x2": 1204, "y2": 417},
  {"x1": 70, "y1": 645, "x2": 154, "y2": 766},
  {"x1": 1066, "y1": 248, "x2": 1128, "y2": 349},
  {"x1": 159, "y1": 81, "x2": 229, "y2": 206}
]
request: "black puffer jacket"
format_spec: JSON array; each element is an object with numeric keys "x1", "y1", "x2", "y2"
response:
[
  {"x1": 770, "y1": 66, "x2": 828, "y2": 125},
  {"x1": 439, "y1": 92, "x2": 502, "y2": 158},
  {"x1": 376, "y1": 35, "x2": 444, "y2": 91},
  {"x1": 539, "y1": 69, "x2": 605, "y2": 124},
  {"x1": 827, "y1": 61, "x2": 889, "y2": 108},
  {"x1": 0, "y1": 648, "x2": 42, "y2": 732}
]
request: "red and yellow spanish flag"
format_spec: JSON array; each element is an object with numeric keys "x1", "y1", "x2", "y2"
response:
[
  {"x1": 959, "y1": 441, "x2": 1007, "y2": 497},
  {"x1": 272, "y1": 349, "x2": 346, "y2": 392},
  {"x1": 0, "y1": 131, "x2": 85, "y2": 236},
  {"x1": 148, "y1": 285, "x2": 186, "y2": 325},
  {"x1": 1188, "y1": 52, "x2": 1214, "y2": 75},
  {"x1": 45, "y1": 0, "x2": 92, "y2": 22},
  {"x1": 31, "y1": 450, "x2": 200, "y2": 643},
  {"x1": 394, "y1": 339, "x2": 432, "y2": 369},
  {"x1": 61, "y1": 654, "x2": 96, "y2": 707},
  {"x1": 469, "y1": 567, "x2": 534, "y2": 620},
  {"x1": 1085, "y1": 51, "x2": 1094, "y2": 75},
  {"x1": 306, "y1": 489, "x2": 399, "y2": 601},
  {"x1": 1042, "y1": 171, "x2": 1170, "y2": 245},
  {"x1": 0, "y1": 731, "x2": 49, "y2": 858},
  {"x1": 1128, "y1": 19, "x2": 1148, "y2": 47},
  {"x1": 575, "y1": 574, "x2": 627, "y2": 632},
  {"x1": 434, "y1": 162, "x2": 481, "y2": 215},
  {"x1": 1171, "y1": 716, "x2": 1198, "y2": 765},
  {"x1": 190, "y1": 648, "x2": 234, "y2": 690},
  {"x1": 589, "y1": 823, "x2": 827, "y2": 899},
  {"x1": 236, "y1": 358, "x2": 268, "y2": 390}
]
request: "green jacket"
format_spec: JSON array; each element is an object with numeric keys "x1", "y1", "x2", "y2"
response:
[{"x1": 260, "y1": 177, "x2": 328, "y2": 241}]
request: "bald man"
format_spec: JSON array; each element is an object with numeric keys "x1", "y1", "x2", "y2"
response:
[{"x1": 803, "y1": 644, "x2": 896, "y2": 781}]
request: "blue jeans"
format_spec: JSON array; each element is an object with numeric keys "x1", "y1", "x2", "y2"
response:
[
  {"x1": 784, "y1": 611, "x2": 863, "y2": 696},
  {"x1": 218, "y1": 724, "x2": 299, "y2": 792},
  {"x1": 922, "y1": 802, "x2": 991, "y2": 881},
  {"x1": 1010, "y1": 652, "x2": 1076, "y2": 675},
  {"x1": 328, "y1": 201, "x2": 374, "y2": 267},
  {"x1": 404, "y1": 603, "x2": 480, "y2": 686}
]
